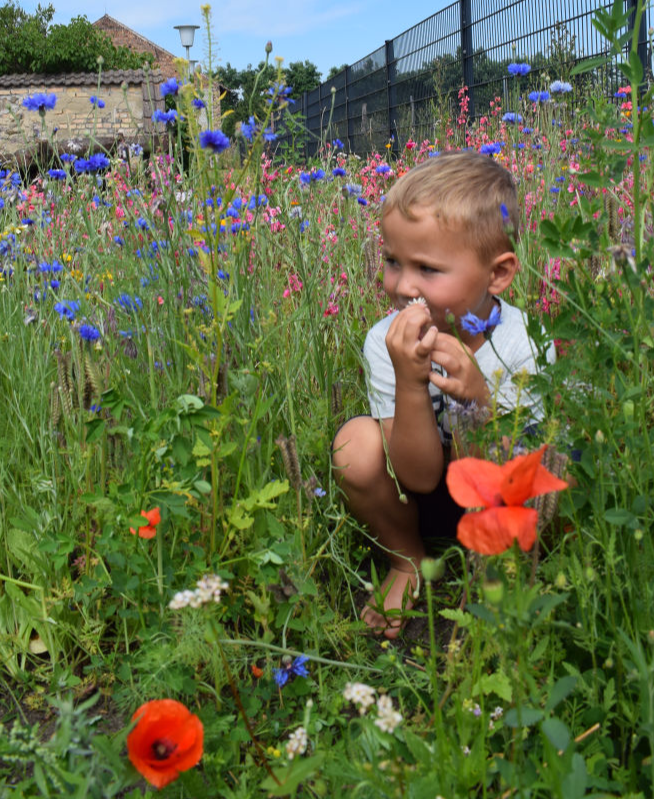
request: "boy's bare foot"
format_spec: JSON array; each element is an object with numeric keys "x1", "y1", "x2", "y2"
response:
[{"x1": 361, "y1": 565, "x2": 419, "y2": 640}]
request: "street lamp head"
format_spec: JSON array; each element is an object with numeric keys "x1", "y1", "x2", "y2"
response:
[{"x1": 174, "y1": 24, "x2": 200, "y2": 48}]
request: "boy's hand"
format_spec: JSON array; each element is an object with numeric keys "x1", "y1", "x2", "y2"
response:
[
  {"x1": 429, "y1": 332, "x2": 490, "y2": 405},
  {"x1": 385, "y1": 305, "x2": 438, "y2": 389}
]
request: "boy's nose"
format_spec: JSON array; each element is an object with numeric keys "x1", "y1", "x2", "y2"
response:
[{"x1": 396, "y1": 272, "x2": 419, "y2": 299}]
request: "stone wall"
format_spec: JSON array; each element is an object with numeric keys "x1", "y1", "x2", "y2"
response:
[{"x1": 0, "y1": 69, "x2": 164, "y2": 155}]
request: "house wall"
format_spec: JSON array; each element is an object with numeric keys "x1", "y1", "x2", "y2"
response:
[{"x1": 0, "y1": 70, "x2": 164, "y2": 155}]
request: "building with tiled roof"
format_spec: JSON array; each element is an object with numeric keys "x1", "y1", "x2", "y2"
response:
[{"x1": 93, "y1": 15, "x2": 178, "y2": 76}]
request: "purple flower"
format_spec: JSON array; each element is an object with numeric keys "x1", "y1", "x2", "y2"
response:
[
  {"x1": 461, "y1": 304, "x2": 501, "y2": 336},
  {"x1": 22, "y1": 93, "x2": 57, "y2": 112},
  {"x1": 90, "y1": 96, "x2": 105, "y2": 108},
  {"x1": 507, "y1": 63, "x2": 531, "y2": 76},
  {"x1": 199, "y1": 129, "x2": 230, "y2": 153},
  {"x1": 160, "y1": 78, "x2": 181, "y2": 97}
]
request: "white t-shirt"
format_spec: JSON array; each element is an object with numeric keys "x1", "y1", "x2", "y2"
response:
[{"x1": 363, "y1": 298, "x2": 555, "y2": 443}]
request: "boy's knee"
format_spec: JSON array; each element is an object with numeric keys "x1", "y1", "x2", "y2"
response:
[{"x1": 332, "y1": 416, "x2": 384, "y2": 489}]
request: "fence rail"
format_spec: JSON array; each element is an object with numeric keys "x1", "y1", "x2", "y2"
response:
[{"x1": 279, "y1": 0, "x2": 650, "y2": 156}]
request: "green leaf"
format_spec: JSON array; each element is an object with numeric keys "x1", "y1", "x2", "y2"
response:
[
  {"x1": 541, "y1": 717, "x2": 572, "y2": 751},
  {"x1": 260, "y1": 753, "x2": 325, "y2": 796},
  {"x1": 561, "y1": 753, "x2": 588, "y2": 798},
  {"x1": 604, "y1": 507, "x2": 636, "y2": 525},
  {"x1": 466, "y1": 603, "x2": 497, "y2": 626},
  {"x1": 84, "y1": 418, "x2": 105, "y2": 444},
  {"x1": 439, "y1": 607, "x2": 473, "y2": 627},
  {"x1": 570, "y1": 56, "x2": 609, "y2": 76},
  {"x1": 504, "y1": 706, "x2": 544, "y2": 728},
  {"x1": 545, "y1": 675, "x2": 577, "y2": 713},
  {"x1": 194, "y1": 480, "x2": 212, "y2": 494},
  {"x1": 475, "y1": 671, "x2": 513, "y2": 702}
]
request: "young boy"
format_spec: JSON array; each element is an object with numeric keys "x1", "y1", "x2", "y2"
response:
[{"x1": 332, "y1": 150, "x2": 555, "y2": 638}]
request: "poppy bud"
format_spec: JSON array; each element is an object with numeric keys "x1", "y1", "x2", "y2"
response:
[
  {"x1": 482, "y1": 579, "x2": 504, "y2": 606},
  {"x1": 265, "y1": 41, "x2": 273, "y2": 54},
  {"x1": 421, "y1": 557, "x2": 445, "y2": 582}
]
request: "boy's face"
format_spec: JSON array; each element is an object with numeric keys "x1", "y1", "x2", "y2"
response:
[{"x1": 381, "y1": 206, "x2": 496, "y2": 336}]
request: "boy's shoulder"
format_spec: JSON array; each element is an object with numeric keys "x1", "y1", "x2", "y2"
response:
[{"x1": 364, "y1": 311, "x2": 398, "y2": 348}]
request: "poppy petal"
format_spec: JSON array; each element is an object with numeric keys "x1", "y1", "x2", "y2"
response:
[
  {"x1": 144, "y1": 507, "x2": 161, "y2": 526},
  {"x1": 457, "y1": 506, "x2": 539, "y2": 555},
  {"x1": 446, "y1": 458, "x2": 504, "y2": 509},
  {"x1": 501, "y1": 446, "x2": 568, "y2": 505}
]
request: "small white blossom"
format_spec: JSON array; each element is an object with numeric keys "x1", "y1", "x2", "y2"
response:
[
  {"x1": 374, "y1": 694, "x2": 402, "y2": 733},
  {"x1": 407, "y1": 296, "x2": 427, "y2": 306},
  {"x1": 168, "y1": 574, "x2": 229, "y2": 609},
  {"x1": 490, "y1": 706, "x2": 504, "y2": 720},
  {"x1": 343, "y1": 682, "x2": 376, "y2": 714},
  {"x1": 285, "y1": 726, "x2": 308, "y2": 760}
]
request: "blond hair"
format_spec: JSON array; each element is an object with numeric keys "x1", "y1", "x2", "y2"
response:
[{"x1": 382, "y1": 151, "x2": 519, "y2": 265}]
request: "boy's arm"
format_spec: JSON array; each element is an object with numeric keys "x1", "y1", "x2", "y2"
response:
[
  {"x1": 428, "y1": 332, "x2": 490, "y2": 406},
  {"x1": 384, "y1": 305, "x2": 444, "y2": 494}
]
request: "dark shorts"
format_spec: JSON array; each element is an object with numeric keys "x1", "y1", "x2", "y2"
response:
[{"x1": 332, "y1": 415, "x2": 464, "y2": 542}]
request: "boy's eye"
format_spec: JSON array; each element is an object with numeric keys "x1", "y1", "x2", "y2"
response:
[
  {"x1": 420, "y1": 265, "x2": 438, "y2": 274},
  {"x1": 384, "y1": 257, "x2": 398, "y2": 268}
]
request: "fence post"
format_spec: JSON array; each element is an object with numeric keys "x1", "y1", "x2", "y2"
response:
[
  {"x1": 459, "y1": 0, "x2": 474, "y2": 117},
  {"x1": 626, "y1": 0, "x2": 649, "y2": 84},
  {"x1": 385, "y1": 39, "x2": 397, "y2": 149},
  {"x1": 345, "y1": 67, "x2": 352, "y2": 151}
]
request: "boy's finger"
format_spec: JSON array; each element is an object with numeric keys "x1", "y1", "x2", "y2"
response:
[{"x1": 416, "y1": 326, "x2": 438, "y2": 354}]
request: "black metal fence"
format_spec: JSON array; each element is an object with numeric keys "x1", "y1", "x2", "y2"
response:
[{"x1": 280, "y1": 0, "x2": 650, "y2": 156}]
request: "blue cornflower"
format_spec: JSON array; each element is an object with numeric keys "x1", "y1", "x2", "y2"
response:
[
  {"x1": 266, "y1": 82, "x2": 294, "y2": 105},
  {"x1": 332, "y1": 139, "x2": 344, "y2": 148},
  {"x1": 79, "y1": 324, "x2": 101, "y2": 341},
  {"x1": 73, "y1": 153, "x2": 110, "y2": 174},
  {"x1": 262, "y1": 127, "x2": 276, "y2": 142},
  {"x1": 357, "y1": 197, "x2": 368, "y2": 206},
  {"x1": 90, "y1": 96, "x2": 106, "y2": 108},
  {"x1": 116, "y1": 294, "x2": 142, "y2": 313},
  {"x1": 300, "y1": 220, "x2": 310, "y2": 233},
  {"x1": 160, "y1": 78, "x2": 181, "y2": 97},
  {"x1": 199, "y1": 129, "x2": 230, "y2": 153},
  {"x1": 273, "y1": 655, "x2": 309, "y2": 687},
  {"x1": 130, "y1": 143, "x2": 144, "y2": 156},
  {"x1": 502, "y1": 112, "x2": 523, "y2": 124},
  {"x1": 508, "y1": 63, "x2": 531, "y2": 76},
  {"x1": 113, "y1": 236, "x2": 124, "y2": 246},
  {"x1": 522, "y1": 127, "x2": 533, "y2": 134},
  {"x1": 240, "y1": 116, "x2": 256, "y2": 141},
  {"x1": 343, "y1": 183, "x2": 362, "y2": 197},
  {"x1": 461, "y1": 304, "x2": 501, "y2": 336},
  {"x1": 550, "y1": 80, "x2": 572, "y2": 94},
  {"x1": 550, "y1": 186, "x2": 561, "y2": 193},
  {"x1": 500, "y1": 203, "x2": 510, "y2": 223},
  {"x1": 314, "y1": 487, "x2": 326, "y2": 497},
  {"x1": 22, "y1": 93, "x2": 57, "y2": 112},
  {"x1": 614, "y1": 89, "x2": 629, "y2": 98},
  {"x1": 152, "y1": 109, "x2": 179, "y2": 125},
  {"x1": 480, "y1": 142, "x2": 502, "y2": 155},
  {"x1": 332, "y1": 167, "x2": 346, "y2": 177},
  {"x1": 54, "y1": 300, "x2": 80, "y2": 321},
  {"x1": 192, "y1": 97, "x2": 206, "y2": 109},
  {"x1": 375, "y1": 164, "x2": 391, "y2": 174},
  {"x1": 528, "y1": 91, "x2": 550, "y2": 103},
  {"x1": 60, "y1": 153, "x2": 76, "y2": 162},
  {"x1": 136, "y1": 217, "x2": 150, "y2": 230},
  {"x1": 47, "y1": 169, "x2": 66, "y2": 180}
]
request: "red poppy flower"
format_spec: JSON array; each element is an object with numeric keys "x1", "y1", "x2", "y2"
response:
[
  {"x1": 251, "y1": 664, "x2": 264, "y2": 678},
  {"x1": 446, "y1": 446, "x2": 568, "y2": 556},
  {"x1": 130, "y1": 507, "x2": 161, "y2": 539},
  {"x1": 127, "y1": 699, "x2": 203, "y2": 789}
]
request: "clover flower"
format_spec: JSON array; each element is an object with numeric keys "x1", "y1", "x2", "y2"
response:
[
  {"x1": 550, "y1": 80, "x2": 573, "y2": 94},
  {"x1": 168, "y1": 574, "x2": 229, "y2": 609},
  {"x1": 343, "y1": 682, "x2": 377, "y2": 714},
  {"x1": 89, "y1": 96, "x2": 105, "y2": 108},
  {"x1": 507, "y1": 63, "x2": 531, "y2": 76},
  {"x1": 22, "y1": 93, "x2": 57, "y2": 112},
  {"x1": 273, "y1": 655, "x2": 309, "y2": 687},
  {"x1": 374, "y1": 695, "x2": 402, "y2": 733},
  {"x1": 160, "y1": 78, "x2": 181, "y2": 97},
  {"x1": 199, "y1": 129, "x2": 230, "y2": 153},
  {"x1": 285, "y1": 727, "x2": 308, "y2": 760}
]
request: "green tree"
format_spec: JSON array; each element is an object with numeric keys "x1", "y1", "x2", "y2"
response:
[
  {"x1": 283, "y1": 60, "x2": 321, "y2": 99},
  {"x1": 214, "y1": 61, "x2": 277, "y2": 137},
  {"x1": 0, "y1": 2, "x2": 153, "y2": 75},
  {"x1": 326, "y1": 64, "x2": 347, "y2": 80}
]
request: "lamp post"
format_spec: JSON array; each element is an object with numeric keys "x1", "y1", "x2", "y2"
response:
[{"x1": 174, "y1": 24, "x2": 200, "y2": 74}]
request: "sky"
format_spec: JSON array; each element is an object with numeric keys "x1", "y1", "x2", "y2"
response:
[{"x1": 18, "y1": 0, "x2": 453, "y2": 80}]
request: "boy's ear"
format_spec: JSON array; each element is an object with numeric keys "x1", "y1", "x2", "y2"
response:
[{"x1": 488, "y1": 251, "x2": 519, "y2": 295}]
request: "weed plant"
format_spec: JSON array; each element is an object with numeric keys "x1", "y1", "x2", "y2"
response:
[{"x1": 0, "y1": 1, "x2": 653, "y2": 796}]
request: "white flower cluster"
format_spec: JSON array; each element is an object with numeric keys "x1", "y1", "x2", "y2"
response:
[
  {"x1": 168, "y1": 574, "x2": 229, "y2": 610},
  {"x1": 374, "y1": 694, "x2": 403, "y2": 733},
  {"x1": 285, "y1": 726, "x2": 308, "y2": 760},
  {"x1": 343, "y1": 682, "x2": 376, "y2": 714},
  {"x1": 343, "y1": 683, "x2": 402, "y2": 734}
]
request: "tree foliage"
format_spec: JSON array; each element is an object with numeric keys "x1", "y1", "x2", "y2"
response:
[{"x1": 0, "y1": 2, "x2": 154, "y2": 76}]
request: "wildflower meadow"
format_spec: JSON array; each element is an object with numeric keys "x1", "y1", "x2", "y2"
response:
[{"x1": 1, "y1": 1, "x2": 654, "y2": 796}]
